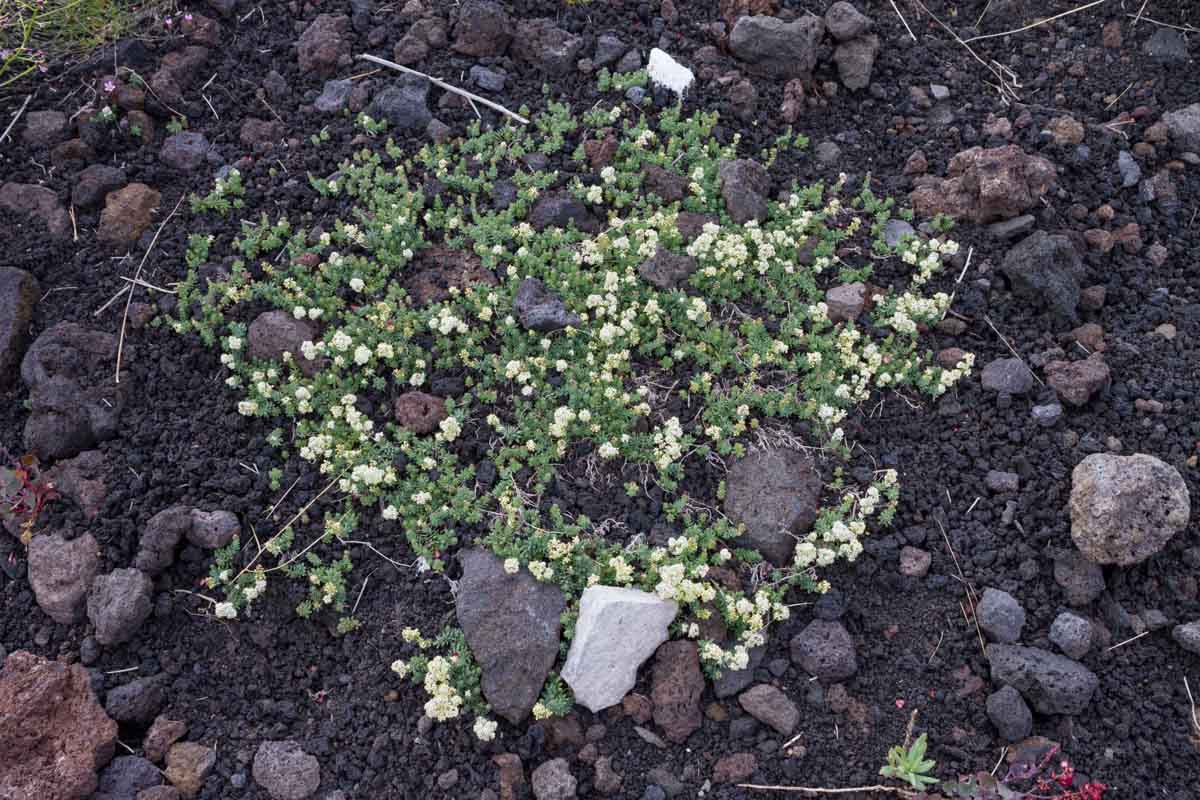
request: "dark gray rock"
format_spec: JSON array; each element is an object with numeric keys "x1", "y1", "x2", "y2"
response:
[
  {"x1": 455, "y1": 548, "x2": 565, "y2": 724},
  {"x1": 0, "y1": 267, "x2": 39, "y2": 388},
  {"x1": 72, "y1": 165, "x2": 127, "y2": 210},
  {"x1": 28, "y1": 533, "x2": 100, "y2": 624},
  {"x1": 825, "y1": 2, "x2": 873, "y2": 41},
  {"x1": 1053, "y1": 552, "x2": 1105, "y2": 606},
  {"x1": 738, "y1": 684, "x2": 799, "y2": 735},
  {"x1": 367, "y1": 75, "x2": 432, "y2": 131},
  {"x1": 985, "y1": 215, "x2": 1035, "y2": 240},
  {"x1": 833, "y1": 34, "x2": 879, "y2": 91},
  {"x1": 986, "y1": 686, "x2": 1032, "y2": 742},
  {"x1": 728, "y1": 15, "x2": 823, "y2": 79},
  {"x1": 87, "y1": 568, "x2": 154, "y2": 646},
  {"x1": 987, "y1": 643, "x2": 1099, "y2": 715},
  {"x1": 528, "y1": 193, "x2": 603, "y2": 234},
  {"x1": 712, "y1": 645, "x2": 765, "y2": 699},
  {"x1": 469, "y1": 65, "x2": 506, "y2": 93},
  {"x1": 135, "y1": 506, "x2": 192, "y2": 575},
  {"x1": 1049, "y1": 612, "x2": 1092, "y2": 659},
  {"x1": 1032, "y1": 403, "x2": 1063, "y2": 427},
  {"x1": 0, "y1": 182, "x2": 71, "y2": 239},
  {"x1": 981, "y1": 357, "x2": 1034, "y2": 395},
  {"x1": 452, "y1": 0, "x2": 513, "y2": 58},
  {"x1": 717, "y1": 158, "x2": 770, "y2": 225},
  {"x1": 314, "y1": 79, "x2": 354, "y2": 113},
  {"x1": 977, "y1": 588, "x2": 1025, "y2": 643},
  {"x1": 188, "y1": 509, "x2": 240, "y2": 550},
  {"x1": 790, "y1": 619, "x2": 857, "y2": 681},
  {"x1": 724, "y1": 448, "x2": 821, "y2": 565},
  {"x1": 1162, "y1": 103, "x2": 1200, "y2": 152},
  {"x1": 21, "y1": 323, "x2": 128, "y2": 460},
  {"x1": 985, "y1": 470, "x2": 1019, "y2": 493},
  {"x1": 22, "y1": 110, "x2": 69, "y2": 148},
  {"x1": 160, "y1": 132, "x2": 211, "y2": 171},
  {"x1": 531, "y1": 757, "x2": 576, "y2": 800},
  {"x1": 638, "y1": 247, "x2": 697, "y2": 290},
  {"x1": 883, "y1": 219, "x2": 915, "y2": 247},
  {"x1": 615, "y1": 49, "x2": 642, "y2": 73},
  {"x1": 96, "y1": 755, "x2": 162, "y2": 798},
  {"x1": 1143, "y1": 28, "x2": 1189, "y2": 65},
  {"x1": 512, "y1": 18, "x2": 584, "y2": 77},
  {"x1": 1117, "y1": 150, "x2": 1142, "y2": 188},
  {"x1": 253, "y1": 740, "x2": 321, "y2": 800},
  {"x1": 999, "y1": 231, "x2": 1084, "y2": 323},
  {"x1": 593, "y1": 34, "x2": 626, "y2": 67},
  {"x1": 1172, "y1": 621, "x2": 1200, "y2": 655},
  {"x1": 105, "y1": 677, "x2": 165, "y2": 725},
  {"x1": 514, "y1": 278, "x2": 581, "y2": 332}
]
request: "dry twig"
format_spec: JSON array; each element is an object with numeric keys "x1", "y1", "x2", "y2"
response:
[
  {"x1": 983, "y1": 315, "x2": 1044, "y2": 387},
  {"x1": 889, "y1": 0, "x2": 916, "y2": 41},
  {"x1": 739, "y1": 784, "x2": 916, "y2": 796},
  {"x1": 0, "y1": 94, "x2": 32, "y2": 146},
  {"x1": 115, "y1": 195, "x2": 186, "y2": 384},
  {"x1": 909, "y1": 0, "x2": 1022, "y2": 104},
  {"x1": 358, "y1": 53, "x2": 530, "y2": 125},
  {"x1": 963, "y1": 0, "x2": 1111, "y2": 43}
]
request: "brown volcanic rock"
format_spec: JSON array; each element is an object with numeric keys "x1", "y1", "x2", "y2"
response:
[{"x1": 0, "y1": 650, "x2": 118, "y2": 800}]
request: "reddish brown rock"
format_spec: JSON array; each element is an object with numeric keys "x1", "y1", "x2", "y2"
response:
[
  {"x1": 824, "y1": 282, "x2": 870, "y2": 323},
  {"x1": 621, "y1": 693, "x2": 653, "y2": 724},
  {"x1": 0, "y1": 182, "x2": 71, "y2": 239},
  {"x1": 1045, "y1": 355, "x2": 1111, "y2": 406},
  {"x1": 583, "y1": 131, "x2": 618, "y2": 171},
  {"x1": 297, "y1": 14, "x2": 350, "y2": 75},
  {"x1": 713, "y1": 751, "x2": 758, "y2": 784},
  {"x1": 1102, "y1": 20, "x2": 1122, "y2": 49},
  {"x1": 143, "y1": 716, "x2": 188, "y2": 764},
  {"x1": 239, "y1": 117, "x2": 285, "y2": 149},
  {"x1": 0, "y1": 650, "x2": 117, "y2": 800},
  {"x1": 650, "y1": 641, "x2": 704, "y2": 743},
  {"x1": 492, "y1": 753, "x2": 525, "y2": 800},
  {"x1": 47, "y1": 450, "x2": 107, "y2": 520},
  {"x1": 98, "y1": 183, "x2": 161, "y2": 247},
  {"x1": 903, "y1": 148, "x2": 928, "y2": 175},
  {"x1": 28, "y1": 532, "x2": 100, "y2": 623},
  {"x1": 780, "y1": 78, "x2": 805, "y2": 124},
  {"x1": 246, "y1": 311, "x2": 321, "y2": 376},
  {"x1": 393, "y1": 391, "x2": 448, "y2": 435},
  {"x1": 937, "y1": 347, "x2": 968, "y2": 370},
  {"x1": 1070, "y1": 323, "x2": 1105, "y2": 352},
  {"x1": 403, "y1": 247, "x2": 497, "y2": 305},
  {"x1": 910, "y1": 145, "x2": 1056, "y2": 223}
]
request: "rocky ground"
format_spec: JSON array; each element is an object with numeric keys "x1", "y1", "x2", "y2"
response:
[{"x1": 1, "y1": 1, "x2": 1198, "y2": 799}]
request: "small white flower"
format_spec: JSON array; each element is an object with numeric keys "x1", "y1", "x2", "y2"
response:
[
  {"x1": 214, "y1": 602, "x2": 237, "y2": 619},
  {"x1": 474, "y1": 717, "x2": 498, "y2": 742}
]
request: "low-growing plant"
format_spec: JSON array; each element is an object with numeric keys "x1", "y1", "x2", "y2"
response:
[
  {"x1": 177, "y1": 97, "x2": 972, "y2": 730},
  {"x1": 880, "y1": 733, "x2": 938, "y2": 791},
  {"x1": 0, "y1": 452, "x2": 59, "y2": 544}
]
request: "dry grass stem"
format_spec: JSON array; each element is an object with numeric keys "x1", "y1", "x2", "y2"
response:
[
  {"x1": 359, "y1": 53, "x2": 530, "y2": 125},
  {"x1": 115, "y1": 194, "x2": 185, "y2": 384},
  {"x1": 963, "y1": 0, "x2": 1111, "y2": 43}
]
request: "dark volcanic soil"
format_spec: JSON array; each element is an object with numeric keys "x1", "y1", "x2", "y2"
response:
[{"x1": 1, "y1": 1, "x2": 1198, "y2": 798}]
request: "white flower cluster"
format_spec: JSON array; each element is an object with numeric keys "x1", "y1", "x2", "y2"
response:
[
  {"x1": 793, "y1": 469, "x2": 898, "y2": 570},
  {"x1": 898, "y1": 236, "x2": 959, "y2": 285},
  {"x1": 422, "y1": 656, "x2": 464, "y2": 721},
  {"x1": 886, "y1": 292, "x2": 951, "y2": 336},
  {"x1": 651, "y1": 417, "x2": 686, "y2": 472}
]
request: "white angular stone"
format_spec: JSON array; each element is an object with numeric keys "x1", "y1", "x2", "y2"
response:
[
  {"x1": 561, "y1": 586, "x2": 677, "y2": 712},
  {"x1": 647, "y1": 49, "x2": 694, "y2": 98}
]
